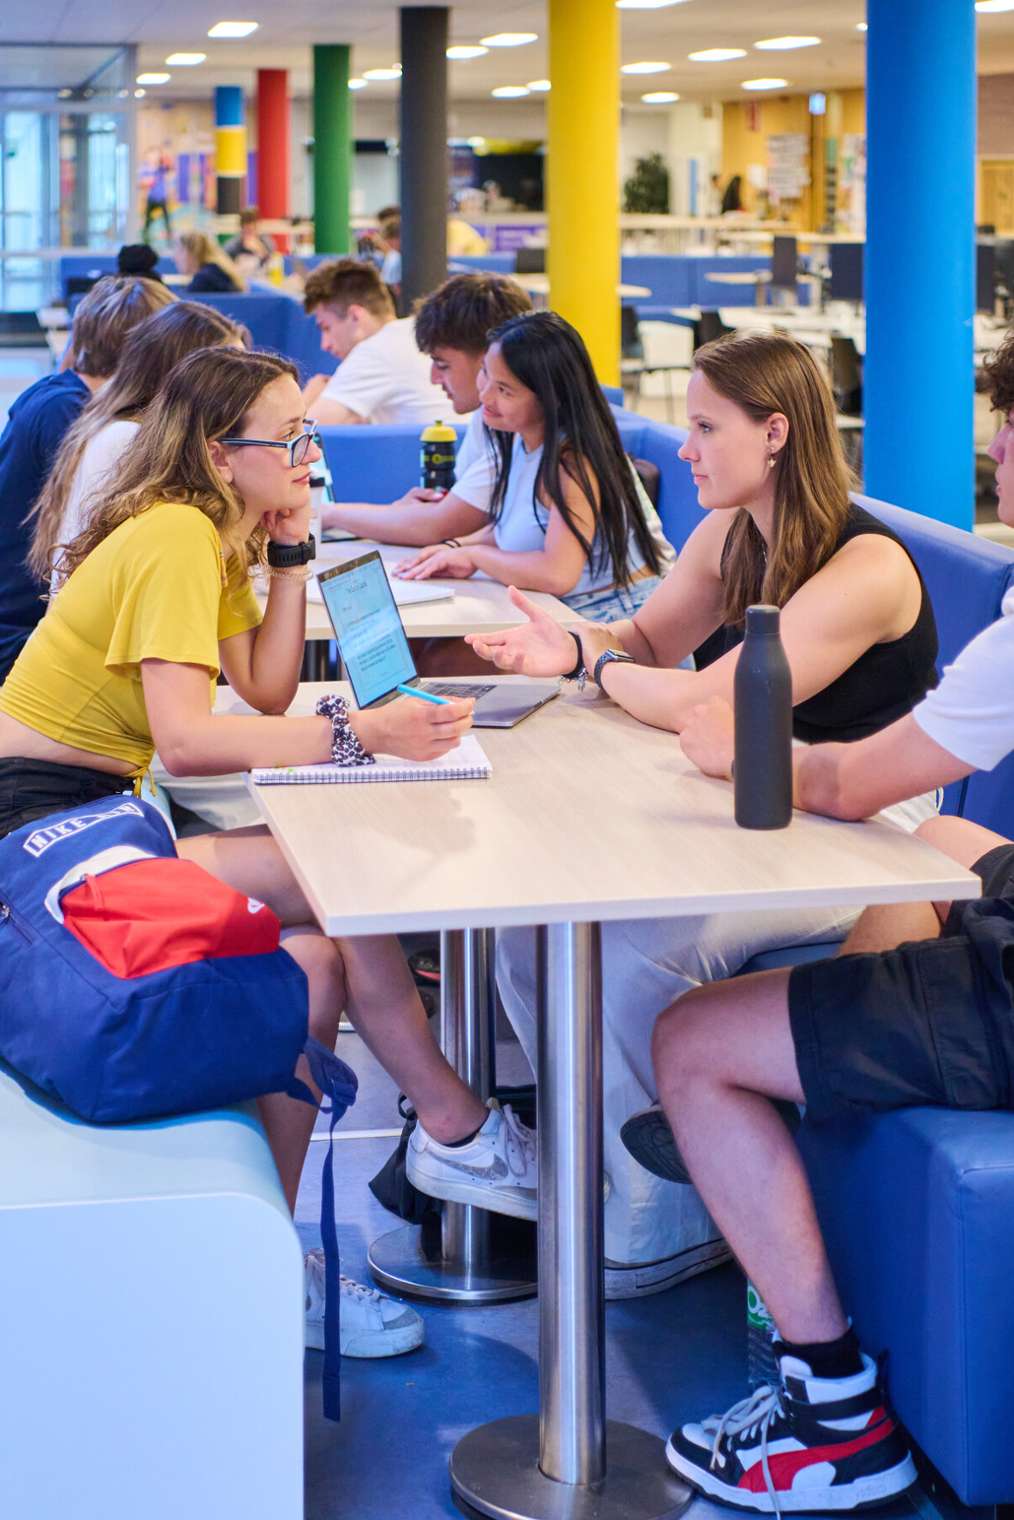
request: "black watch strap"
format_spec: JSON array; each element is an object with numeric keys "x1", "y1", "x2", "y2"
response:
[
  {"x1": 267, "y1": 533, "x2": 316, "y2": 568},
  {"x1": 564, "y1": 630, "x2": 585, "y2": 680}
]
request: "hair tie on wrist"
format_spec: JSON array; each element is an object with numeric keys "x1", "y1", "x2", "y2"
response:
[{"x1": 314, "y1": 693, "x2": 375, "y2": 767}]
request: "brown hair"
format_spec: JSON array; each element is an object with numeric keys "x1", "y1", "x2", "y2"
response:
[
  {"x1": 414, "y1": 273, "x2": 532, "y2": 356},
  {"x1": 178, "y1": 230, "x2": 247, "y2": 291},
  {"x1": 983, "y1": 327, "x2": 1014, "y2": 415},
  {"x1": 303, "y1": 257, "x2": 394, "y2": 318},
  {"x1": 66, "y1": 275, "x2": 175, "y2": 378},
  {"x1": 30, "y1": 301, "x2": 250, "y2": 582},
  {"x1": 57, "y1": 347, "x2": 299, "y2": 586},
  {"x1": 692, "y1": 332, "x2": 853, "y2": 625},
  {"x1": 239, "y1": 206, "x2": 260, "y2": 226}
]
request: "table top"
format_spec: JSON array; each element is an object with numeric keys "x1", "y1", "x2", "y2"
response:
[
  {"x1": 234, "y1": 678, "x2": 980, "y2": 937},
  {"x1": 513, "y1": 273, "x2": 652, "y2": 299},
  {"x1": 259, "y1": 539, "x2": 578, "y2": 641}
]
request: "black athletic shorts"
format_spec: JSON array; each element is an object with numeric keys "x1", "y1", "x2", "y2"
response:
[
  {"x1": 0, "y1": 757, "x2": 129, "y2": 841},
  {"x1": 788, "y1": 843, "x2": 1014, "y2": 1122}
]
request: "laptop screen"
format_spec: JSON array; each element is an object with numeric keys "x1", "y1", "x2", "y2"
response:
[{"x1": 317, "y1": 552, "x2": 417, "y2": 707}]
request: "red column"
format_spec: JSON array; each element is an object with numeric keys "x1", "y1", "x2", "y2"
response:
[{"x1": 257, "y1": 69, "x2": 290, "y2": 248}]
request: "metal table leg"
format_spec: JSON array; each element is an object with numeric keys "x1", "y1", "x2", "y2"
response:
[
  {"x1": 450, "y1": 921, "x2": 691, "y2": 1520},
  {"x1": 368, "y1": 928, "x2": 537, "y2": 1305}
]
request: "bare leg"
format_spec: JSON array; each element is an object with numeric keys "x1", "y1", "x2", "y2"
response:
[
  {"x1": 653, "y1": 971, "x2": 848, "y2": 1344},
  {"x1": 838, "y1": 899, "x2": 941, "y2": 955},
  {"x1": 177, "y1": 827, "x2": 487, "y2": 1142}
]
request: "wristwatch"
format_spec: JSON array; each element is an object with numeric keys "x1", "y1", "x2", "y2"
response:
[
  {"x1": 266, "y1": 534, "x2": 316, "y2": 568},
  {"x1": 593, "y1": 648, "x2": 635, "y2": 689}
]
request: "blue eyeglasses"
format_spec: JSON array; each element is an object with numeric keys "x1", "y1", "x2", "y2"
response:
[{"x1": 219, "y1": 420, "x2": 320, "y2": 468}]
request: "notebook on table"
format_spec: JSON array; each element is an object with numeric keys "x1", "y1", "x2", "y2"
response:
[
  {"x1": 306, "y1": 574, "x2": 453, "y2": 608},
  {"x1": 251, "y1": 733, "x2": 491, "y2": 786}
]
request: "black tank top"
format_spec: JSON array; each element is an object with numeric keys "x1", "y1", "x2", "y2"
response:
[{"x1": 694, "y1": 504, "x2": 939, "y2": 744}]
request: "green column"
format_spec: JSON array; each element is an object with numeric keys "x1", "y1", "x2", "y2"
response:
[{"x1": 313, "y1": 44, "x2": 351, "y2": 254}]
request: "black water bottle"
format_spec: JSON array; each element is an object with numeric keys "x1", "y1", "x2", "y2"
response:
[{"x1": 734, "y1": 604, "x2": 792, "y2": 830}]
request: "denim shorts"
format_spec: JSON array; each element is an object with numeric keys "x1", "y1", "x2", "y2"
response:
[
  {"x1": 788, "y1": 844, "x2": 1014, "y2": 1122},
  {"x1": 0, "y1": 757, "x2": 131, "y2": 841}
]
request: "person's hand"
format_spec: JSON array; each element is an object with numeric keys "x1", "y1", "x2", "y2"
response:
[
  {"x1": 392, "y1": 486, "x2": 447, "y2": 509},
  {"x1": 679, "y1": 697, "x2": 735, "y2": 780},
  {"x1": 394, "y1": 545, "x2": 477, "y2": 580},
  {"x1": 355, "y1": 694, "x2": 475, "y2": 761},
  {"x1": 263, "y1": 500, "x2": 312, "y2": 545},
  {"x1": 466, "y1": 586, "x2": 577, "y2": 677},
  {"x1": 575, "y1": 621, "x2": 620, "y2": 674}
]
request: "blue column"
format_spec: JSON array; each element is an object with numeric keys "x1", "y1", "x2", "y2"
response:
[{"x1": 864, "y1": 0, "x2": 975, "y2": 529}]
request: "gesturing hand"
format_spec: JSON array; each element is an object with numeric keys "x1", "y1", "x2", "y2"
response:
[{"x1": 466, "y1": 586, "x2": 577, "y2": 677}]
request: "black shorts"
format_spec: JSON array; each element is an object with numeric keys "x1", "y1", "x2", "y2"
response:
[
  {"x1": 0, "y1": 757, "x2": 129, "y2": 841},
  {"x1": 788, "y1": 844, "x2": 1014, "y2": 1122}
]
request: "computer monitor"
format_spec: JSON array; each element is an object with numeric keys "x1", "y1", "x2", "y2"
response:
[
  {"x1": 829, "y1": 242, "x2": 864, "y2": 305},
  {"x1": 977, "y1": 242, "x2": 996, "y2": 314},
  {"x1": 515, "y1": 247, "x2": 546, "y2": 275},
  {"x1": 770, "y1": 236, "x2": 798, "y2": 292}
]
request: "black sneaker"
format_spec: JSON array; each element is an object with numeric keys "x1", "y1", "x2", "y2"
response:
[
  {"x1": 621, "y1": 1102, "x2": 803, "y2": 1187},
  {"x1": 665, "y1": 1350, "x2": 917, "y2": 1513}
]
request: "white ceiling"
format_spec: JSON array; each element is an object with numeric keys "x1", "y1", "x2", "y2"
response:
[{"x1": 6, "y1": 2, "x2": 1014, "y2": 105}]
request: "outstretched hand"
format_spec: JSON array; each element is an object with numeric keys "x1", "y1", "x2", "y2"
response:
[{"x1": 466, "y1": 586, "x2": 577, "y2": 677}]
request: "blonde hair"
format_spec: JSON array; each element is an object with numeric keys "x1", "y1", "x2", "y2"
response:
[
  {"x1": 65, "y1": 275, "x2": 175, "y2": 377},
  {"x1": 178, "y1": 230, "x2": 247, "y2": 292},
  {"x1": 692, "y1": 332, "x2": 853, "y2": 624},
  {"x1": 29, "y1": 302, "x2": 249, "y2": 582},
  {"x1": 57, "y1": 347, "x2": 299, "y2": 587}
]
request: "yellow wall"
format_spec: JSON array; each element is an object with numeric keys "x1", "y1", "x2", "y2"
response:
[{"x1": 721, "y1": 87, "x2": 866, "y2": 229}]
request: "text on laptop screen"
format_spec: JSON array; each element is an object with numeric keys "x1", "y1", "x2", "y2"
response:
[{"x1": 318, "y1": 555, "x2": 416, "y2": 706}]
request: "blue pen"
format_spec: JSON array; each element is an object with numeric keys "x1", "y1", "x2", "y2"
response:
[{"x1": 396, "y1": 682, "x2": 451, "y2": 705}]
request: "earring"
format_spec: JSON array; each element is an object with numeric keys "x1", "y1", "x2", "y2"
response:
[{"x1": 767, "y1": 453, "x2": 777, "y2": 469}]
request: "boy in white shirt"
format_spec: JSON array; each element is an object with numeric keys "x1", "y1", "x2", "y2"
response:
[{"x1": 302, "y1": 257, "x2": 447, "y2": 427}]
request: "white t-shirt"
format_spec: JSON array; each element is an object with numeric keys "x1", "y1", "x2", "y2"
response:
[
  {"x1": 451, "y1": 411, "x2": 497, "y2": 512},
  {"x1": 321, "y1": 317, "x2": 447, "y2": 426},
  {"x1": 53, "y1": 418, "x2": 140, "y2": 587},
  {"x1": 913, "y1": 586, "x2": 1014, "y2": 769}
]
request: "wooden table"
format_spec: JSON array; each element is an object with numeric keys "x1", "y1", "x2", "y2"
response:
[{"x1": 243, "y1": 678, "x2": 980, "y2": 1520}]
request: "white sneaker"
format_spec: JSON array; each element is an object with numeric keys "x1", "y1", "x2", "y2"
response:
[
  {"x1": 406, "y1": 1099, "x2": 537, "y2": 1221},
  {"x1": 304, "y1": 1250, "x2": 424, "y2": 1359}
]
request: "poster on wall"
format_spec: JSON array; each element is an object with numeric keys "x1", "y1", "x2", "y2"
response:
[
  {"x1": 840, "y1": 133, "x2": 866, "y2": 235},
  {"x1": 767, "y1": 133, "x2": 809, "y2": 205}
]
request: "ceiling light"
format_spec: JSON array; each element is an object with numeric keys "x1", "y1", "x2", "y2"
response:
[
  {"x1": 642, "y1": 91, "x2": 679, "y2": 103},
  {"x1": 117, "y1": 87, "x2": 130, "y2": 97},
  {"x1": 855, "y1": 22, "x2": 868, "y2": 30},
  {"x1": 480, "y1": 33, "x2": 538, "y2": 47},
  {"x1": 977, "y1": 1, "x2": 1014, "y2": 11},
  {"x1": 491, "y1": 85, "x2": 531, "y2": 97},
  {"x1": 754, "y1": 36, "x2": 821, "y2": 50},
  {"x1": 688, "y1": 48, "x2": 748, "y2": 62},
  {"x1": 136, "y1": 72, "x2": 170, "y2": 84},
  {"x1": 527, "y1": 79, "x2": 551, "y2": 91},
  {"x1": 207, "y1": 20, "x2": 259, "y2": 37},
  {"x1": 134, "y1": 88, "x2": 146, "y2": 98},
  {"x1": 742, "y1": 77, "x2": 789, "y2": 90},
  {"x1": 447, "y1": 45, "x2": 489, "y2": 59},
  {"x1": 621, "y1": 60, "x2": 671, "y2": 74},
  {"x1": 348, "y1": 77, "x2": 368, "y2": 90},
  {"x1": 165, "y1": 52, "x2": 206, "y2": 65},
  {"x1": 363, "y1": 67, "x2": 402, "y2": 80},
  {"x1": 617, "y1": 0, "x2": 690, "y2": 8}
]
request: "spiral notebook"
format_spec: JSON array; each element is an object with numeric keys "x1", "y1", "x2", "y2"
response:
[{"x1": 251, "y1": 734, "x2": 491, "y2": 786}]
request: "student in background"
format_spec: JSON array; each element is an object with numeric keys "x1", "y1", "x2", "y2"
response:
[
  {"x1": 301, "y1": 258, "x2": 447, "y2": 426},
  {"x1": 176, "y1": 231, "x2": 247, "y2": 294},
  {"x1": 0, "y1": 275, "x2": 174, "y2": 683},
  {"x1": 223, "y1": 207, "x2": 274, "y2": 272},
  {"x1": 378, "y1": 214, "x2": 402, "y2": 301},
  {"x1": 321, "y1": 272, "x2": 532, "y2": 543}
]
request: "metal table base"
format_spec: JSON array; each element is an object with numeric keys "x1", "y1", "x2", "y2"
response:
[{"x1": 368, "y1": 928, "x2": 537, "y2": 1307}]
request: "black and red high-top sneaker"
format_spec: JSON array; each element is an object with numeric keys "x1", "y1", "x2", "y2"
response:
[{"x1": 665, "y1": 1349, "x2": 917, "y2": 1513}]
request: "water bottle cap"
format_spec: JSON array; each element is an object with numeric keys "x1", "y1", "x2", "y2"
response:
[
  {"x1": 745, "y1": 603, "x2": 781, "y2": 635},
  {"x1": 420, "y1": 420, "x2": 458, "y2": 442}
]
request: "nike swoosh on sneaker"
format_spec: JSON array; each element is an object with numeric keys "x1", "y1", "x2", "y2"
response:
[{"x1": 432, "y1": 1153, "x2": 511, "y2": 1184}]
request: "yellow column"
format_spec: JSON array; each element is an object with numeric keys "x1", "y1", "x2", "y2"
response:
[{"x1": 547, "y1": 0, "x2": 619, "y2": 384}]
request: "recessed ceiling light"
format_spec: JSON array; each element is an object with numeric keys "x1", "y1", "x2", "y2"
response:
[
  {"x1": 491, "y1": 84, "x2": 531, "y2": 97},
  {"x1": 165, "y1": 52, "x2": 206, "y2": 65},
  {"x1": 207, "y1": 20, "x2": 259, "y2": 37},
  {"x1": 481, "y1": 32, "x2": 538, "y2": 47},
  {"x1": 977, "y1": 0, "x2": 1014, "y2": 11},
  {"x1": 447, "y1": 45, "x2": 489, "y2": 59},
  {"x1": 855, "y1": 21, "x2": 868, "y2": 30},
  {"x1": 348, "y1": 77, "x2": 368, "y2": 90},
  {"x1": 621, "y1": 60, "x2": 671, "y2": 74},
  {"x1": 642, "y1": 91, "x2": 680, "y2": 103},
  {"x1": 363, "y1": 67, "x2": 402, "y2": 80},
  {"x1": 134, "y1": 88, "x2": 146, "y2": 98},
  {"x1": 689, "y1": 48, "x2": 748, "y2": 62},
  {"x1": 754, "y1": 36, "x2": 821, "y2": 50},
  {"x1": 742, "y1": 77, "x2": 789, "y2": 90},
  {"x1": 136, "y1": 72, "x2": 170, "y2": 84},
  {"x1": 527, "y1": 79, "x2": 551, "y2": 91},
  {"x1": 617, "y1": 0, "x2": 690, "y2": 8}
]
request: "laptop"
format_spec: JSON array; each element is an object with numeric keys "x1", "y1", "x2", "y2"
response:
[{"x1": 315, "y1": 550, "x2": 561, "y2": 728}]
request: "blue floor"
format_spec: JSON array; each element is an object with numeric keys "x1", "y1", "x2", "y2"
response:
[{"x1": 294, "y1": 1034, "x2": 931, "y2": 1520}]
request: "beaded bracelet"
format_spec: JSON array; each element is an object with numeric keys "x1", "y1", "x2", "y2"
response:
[{"x1": 314, "y1": 693, "x2": 375, "y2": 768}]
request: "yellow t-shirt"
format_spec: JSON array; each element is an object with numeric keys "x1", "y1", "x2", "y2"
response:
[{"x1": 0, "y1": 502, "x2": 262, "y2": 774}]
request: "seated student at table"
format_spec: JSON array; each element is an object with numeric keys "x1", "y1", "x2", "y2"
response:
[
  {"x1": 0, "y1": 346, "x2": 537, "y2": 1359},
  {"x1": 300, "y1": 258, "x2": 448, "y2": 427},
  {"x1": 176, "y1": 230, "x2": 247, "y2": 294},
  {"x1": 223, "y1": 206, "x2": 274, "y2": 272},
  {"x1": 394, "y1": 311, "x2": 675, "y2": 623},
  {"x1": 0, "y1": 274, "x2": 174, "y2": 684},
  {"x1": 448, "y1": 331, "x2": 941, "y2": 1294},
  {"x1": 321, "y1": 272, "x2": 532, "y2": 544},
  {"x1": 631, "y1": 340, "x2": 1014, "y2": 1508},
  {"x1": 29, "y1": 301, "x2": 249, "y2": 590},
  {"x1": 377, "y1": 213, "x2": 402, "y2": 301}
]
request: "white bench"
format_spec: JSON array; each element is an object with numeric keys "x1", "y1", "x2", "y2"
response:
[{"x1": 0, "y1": 1059, "x2": 303, "y2": 1520}]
